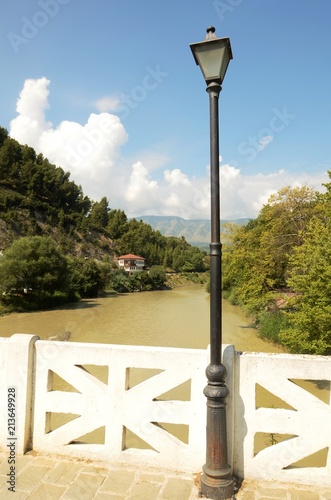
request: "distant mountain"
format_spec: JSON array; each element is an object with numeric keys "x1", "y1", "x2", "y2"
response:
[{"x1": 133, "y1": 215, "x2": 249, "y2": 246}]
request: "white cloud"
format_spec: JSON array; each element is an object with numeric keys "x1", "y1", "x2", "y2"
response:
[
  {"x1": 8, "y1": 78, "x2": 330, "y2": 221},
  {"x1": 10, "y1": 77, "x2": 52, "y2": 147},
  {"x1": 94, "y1": 95, "x2": 122, "y2": 113},
  {"x1": 164, "y1": 169, "x2": 191, "y2": 186},
  {"x1": 10, "y1": 78, "x2": 128, "y2": 200},
  {"x1": 125, "y1": 161, "x2": 159, "y2": 210}
]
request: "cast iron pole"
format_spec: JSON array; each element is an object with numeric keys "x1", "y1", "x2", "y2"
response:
[{"x1": 200, "y1": 81, "x2": 234, "y2": 500}]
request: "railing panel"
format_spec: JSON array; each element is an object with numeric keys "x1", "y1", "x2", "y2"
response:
[
  {"x1": 233, "y1": 352, "x2": 331, "y2": 487},
  {"x1": 32, "y1": 340, "x2": 208, "y2": 472}
]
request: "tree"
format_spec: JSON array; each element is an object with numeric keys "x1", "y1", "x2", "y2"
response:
[
  {"x1": 0, "y1": 236, "x2": 67, "y2": 300},
  {"x1": 108, "y1": 269, "x2": 131, "y2": 293},
  {"x1": 67, "y1": 258, "x2": 105, "y2": 298},
  {"x1": 107, "y1": 209, "x2": 128, "y2": 239},
  {"x1": 0, "y1": 126, "x2": 8, "y2": 147},
  {"x1": 280, "y1": 217, "x2": 331, "y2": 355},
  {"x1": 88, "y1": 197, "x2": 109, "y2": 229},
  {"x1": 149, "y1": 266, "x2": 166, "y2": 289},
  {"x1": 222, "y1": 186, "x2": 319, "y2": 314},
  {"x1": 0, "y1": 137, "x2": 22, "y2": 187}
]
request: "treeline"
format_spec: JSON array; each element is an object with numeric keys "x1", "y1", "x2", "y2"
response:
[
  {"x1": 0, "y1": 127, "x2": 90, "y2": 230},
  {"x1": 0, "y1": 126, "x2": 206, "y2": 272},
  {"x1": 222, "y1": 182, "x2": 331, "y2": 355},
  {"x1": 0, "y1": 235, "x2": 170, "y2": 312},
  {"x1": 90, "y1": 200, "x2": 206, "y2": 272},
  {"x1": 0, "y1": 126, "x2": 207, "y2": 311}
]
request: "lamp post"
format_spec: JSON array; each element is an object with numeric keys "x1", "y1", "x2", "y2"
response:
[{"x1": 190, "y1": 27, "x2": 234, "y2": 500}]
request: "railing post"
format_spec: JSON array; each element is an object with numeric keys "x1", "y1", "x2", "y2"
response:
[{"x1": 0, "y1": 334, "x2": 39, "y2": 454}]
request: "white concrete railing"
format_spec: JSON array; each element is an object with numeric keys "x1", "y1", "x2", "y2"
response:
[
  {"x1": 0, "y1": 334, "x2": 211, "y2": 473},
  {"x1": 233, "y1": 351, "x2": 331, "y2": 487},
  {"x1": 0, "y1": 334, "x2": 330, "y2": 486}
]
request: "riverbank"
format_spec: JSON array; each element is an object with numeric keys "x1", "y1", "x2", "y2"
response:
[
  {"x1": 165, "y1": 272, "x2": 208, "y2": 288},
  {"x1": 0, "y1": 272, "x2": 209, "y2": 316}
]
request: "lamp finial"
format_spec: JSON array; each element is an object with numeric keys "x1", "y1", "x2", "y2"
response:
[{"x1": 205, "y1": 26, "x2": 217, "y2": 40}]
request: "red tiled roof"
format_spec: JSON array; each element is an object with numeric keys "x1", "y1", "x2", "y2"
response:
[{"x1": 118, "y1": 254, "x2": 145, "y2": 260}]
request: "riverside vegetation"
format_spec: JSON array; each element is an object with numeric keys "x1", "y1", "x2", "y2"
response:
[
  {"x1": 0, "y1": 126, "x2": 331, "y2": 355},
  {"x1": 222, "y1": 183, "x2": 331, "y2": 355},
  {"x1": 0, "y1": 126, "x2": 207, "y2": 313}
]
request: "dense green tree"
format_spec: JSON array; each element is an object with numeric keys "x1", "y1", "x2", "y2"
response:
[
  {"x1": 0, "y1": 126, "x2": 8, "y2": 147},
  {"x1": 280, "y1": 217, "x2": 331, "y2": 355},
  {"x1": 0, "y1": 137, "x2": 22, "y2": 187},
  {"x1": 108, "y1": 269, "x2": 131, "y2": 293},
  {"x1": 222, "y1": 186, "x2": 319, "y2": 314},
  {"x1": 0, "y1": 236, "x2": 67, "y2": 300},
  {"x1": 148, "y1": 266, "x2": 167, "y2": 289},
  {"x1": 88, "y1": 197, "x2": 109, "y2": 230},
  {"x1": 67, "y1": 258, "x2": 105, "y2": 298},
  {"x1": 107, "y1": 209, "x2": 127, "y2": 239}
]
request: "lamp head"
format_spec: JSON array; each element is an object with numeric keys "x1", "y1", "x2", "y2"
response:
[{"x1": 190, "y1": 26, "x2": 233, "y2": 84}]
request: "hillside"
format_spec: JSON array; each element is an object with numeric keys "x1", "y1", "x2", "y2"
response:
[
  {"x1": 133, "y1": 215, "x2": 249, "y2": 245},
  {"x1": 0, "y1": 126, "x2": 206, "y2": 274}
]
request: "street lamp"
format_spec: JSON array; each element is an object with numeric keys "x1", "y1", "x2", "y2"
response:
[{"x1": 190, "y1": 27, "x2": 234, "y2": 500}]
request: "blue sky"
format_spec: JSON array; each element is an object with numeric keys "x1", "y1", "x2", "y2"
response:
[{"x1": 1, "y1": 0, "x2": 330, "y2": 219}]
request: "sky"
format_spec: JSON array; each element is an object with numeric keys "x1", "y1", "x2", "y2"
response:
[{"x1": 1, "y1": 0, "x2": 331, "y2": 220}]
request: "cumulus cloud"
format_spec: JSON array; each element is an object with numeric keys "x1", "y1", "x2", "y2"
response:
[
  {"x1": 125, "y1": 161, "x2": 159, "y2": 210},
  {"x1": 10, "y1": 78, "x2": 128, "y2": 200},
  {"x1": 164, "y1": 169, "x2": 191, "y2": 186},
  {"x1": 94, "y1": 95, "x2": 122, "y2": 113},
  {"x1": 10, "y1": 77, "x2": 52, "y2": 147},
  {"x1": 9, "y1": 78, "x2": 329, "y2": 221}
]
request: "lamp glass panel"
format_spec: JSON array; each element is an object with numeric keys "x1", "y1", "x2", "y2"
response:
[
  {"x1": 194, "y1": 44, "x2": 226, "y2": 81},
  {"x1": 219, "y1": 56, "x2": 231, "y2": 82}
]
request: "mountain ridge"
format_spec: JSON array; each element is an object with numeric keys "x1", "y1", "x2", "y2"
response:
[{"x1": 132, "y1": 215, "x2": 249, "y2": 245}]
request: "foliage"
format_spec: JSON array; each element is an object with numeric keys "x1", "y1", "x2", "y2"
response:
[
  {"x1": 279, "y1": 217, "x2": 331, "y2": 354},
  {"x1": 67, "y1": 258, "x2": 110, "y2": 298},
  {"x1": 116, "y1": 219, "x2": 207, "y2": 272},
  {"x1": 148, "y1": 266, "x2": 167, "y2": 289},
  {"x1": 0, "y1": 129, "x2": 91, "y2": 229},
  {"x1": 258, "y1": 309, "x2": 288, "y2": 344},
  {"x1": 0, "y1": 236, "x2": 68, "y2": 302},
  {"x1": 0, "y1": 127, "x2": 206, "y2": 276},
  {"x1": 108, "y1": 266, "x2": 167, "y2": 293},
  {"x1": 107, "y1": 209, "x2": 128, "y2": 239},
  {"x1": 88, "y1": 197, "x2": 110, "y2": 230},
  {"x1": 222, "y1": 183, "x2": 331, "y2": 354}
]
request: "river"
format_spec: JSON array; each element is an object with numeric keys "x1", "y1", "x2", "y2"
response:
[{"x1": 0, "y1": 285, "x2": 283, "y2": 353}]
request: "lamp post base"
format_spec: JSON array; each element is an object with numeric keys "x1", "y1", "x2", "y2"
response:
[
  {"x1": 201, "y1": 364, "x2": 235, "y2": 499},
  {"x1": 200, "y1": 471, "x2": 235, "y2": 500}
]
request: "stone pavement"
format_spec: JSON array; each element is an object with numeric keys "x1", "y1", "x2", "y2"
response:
[
  {"x1": 1, "y1": 451, "x2": 331, "y2": 499},
  {"x1": 235, "y1": 479, "x2": 331, "y2": 500}
]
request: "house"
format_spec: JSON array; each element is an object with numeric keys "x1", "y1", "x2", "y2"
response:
[{"x1": 117, "y1": 254, "x2": 145, "y2": 273}]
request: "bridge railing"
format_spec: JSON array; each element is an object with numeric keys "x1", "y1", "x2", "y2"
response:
[
  {"x1": 0, "y1": 334, "x2": 330, "y2": 486},
  {"x1": 233, "y1": 350, "x2": 331, "y2": 487}
]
